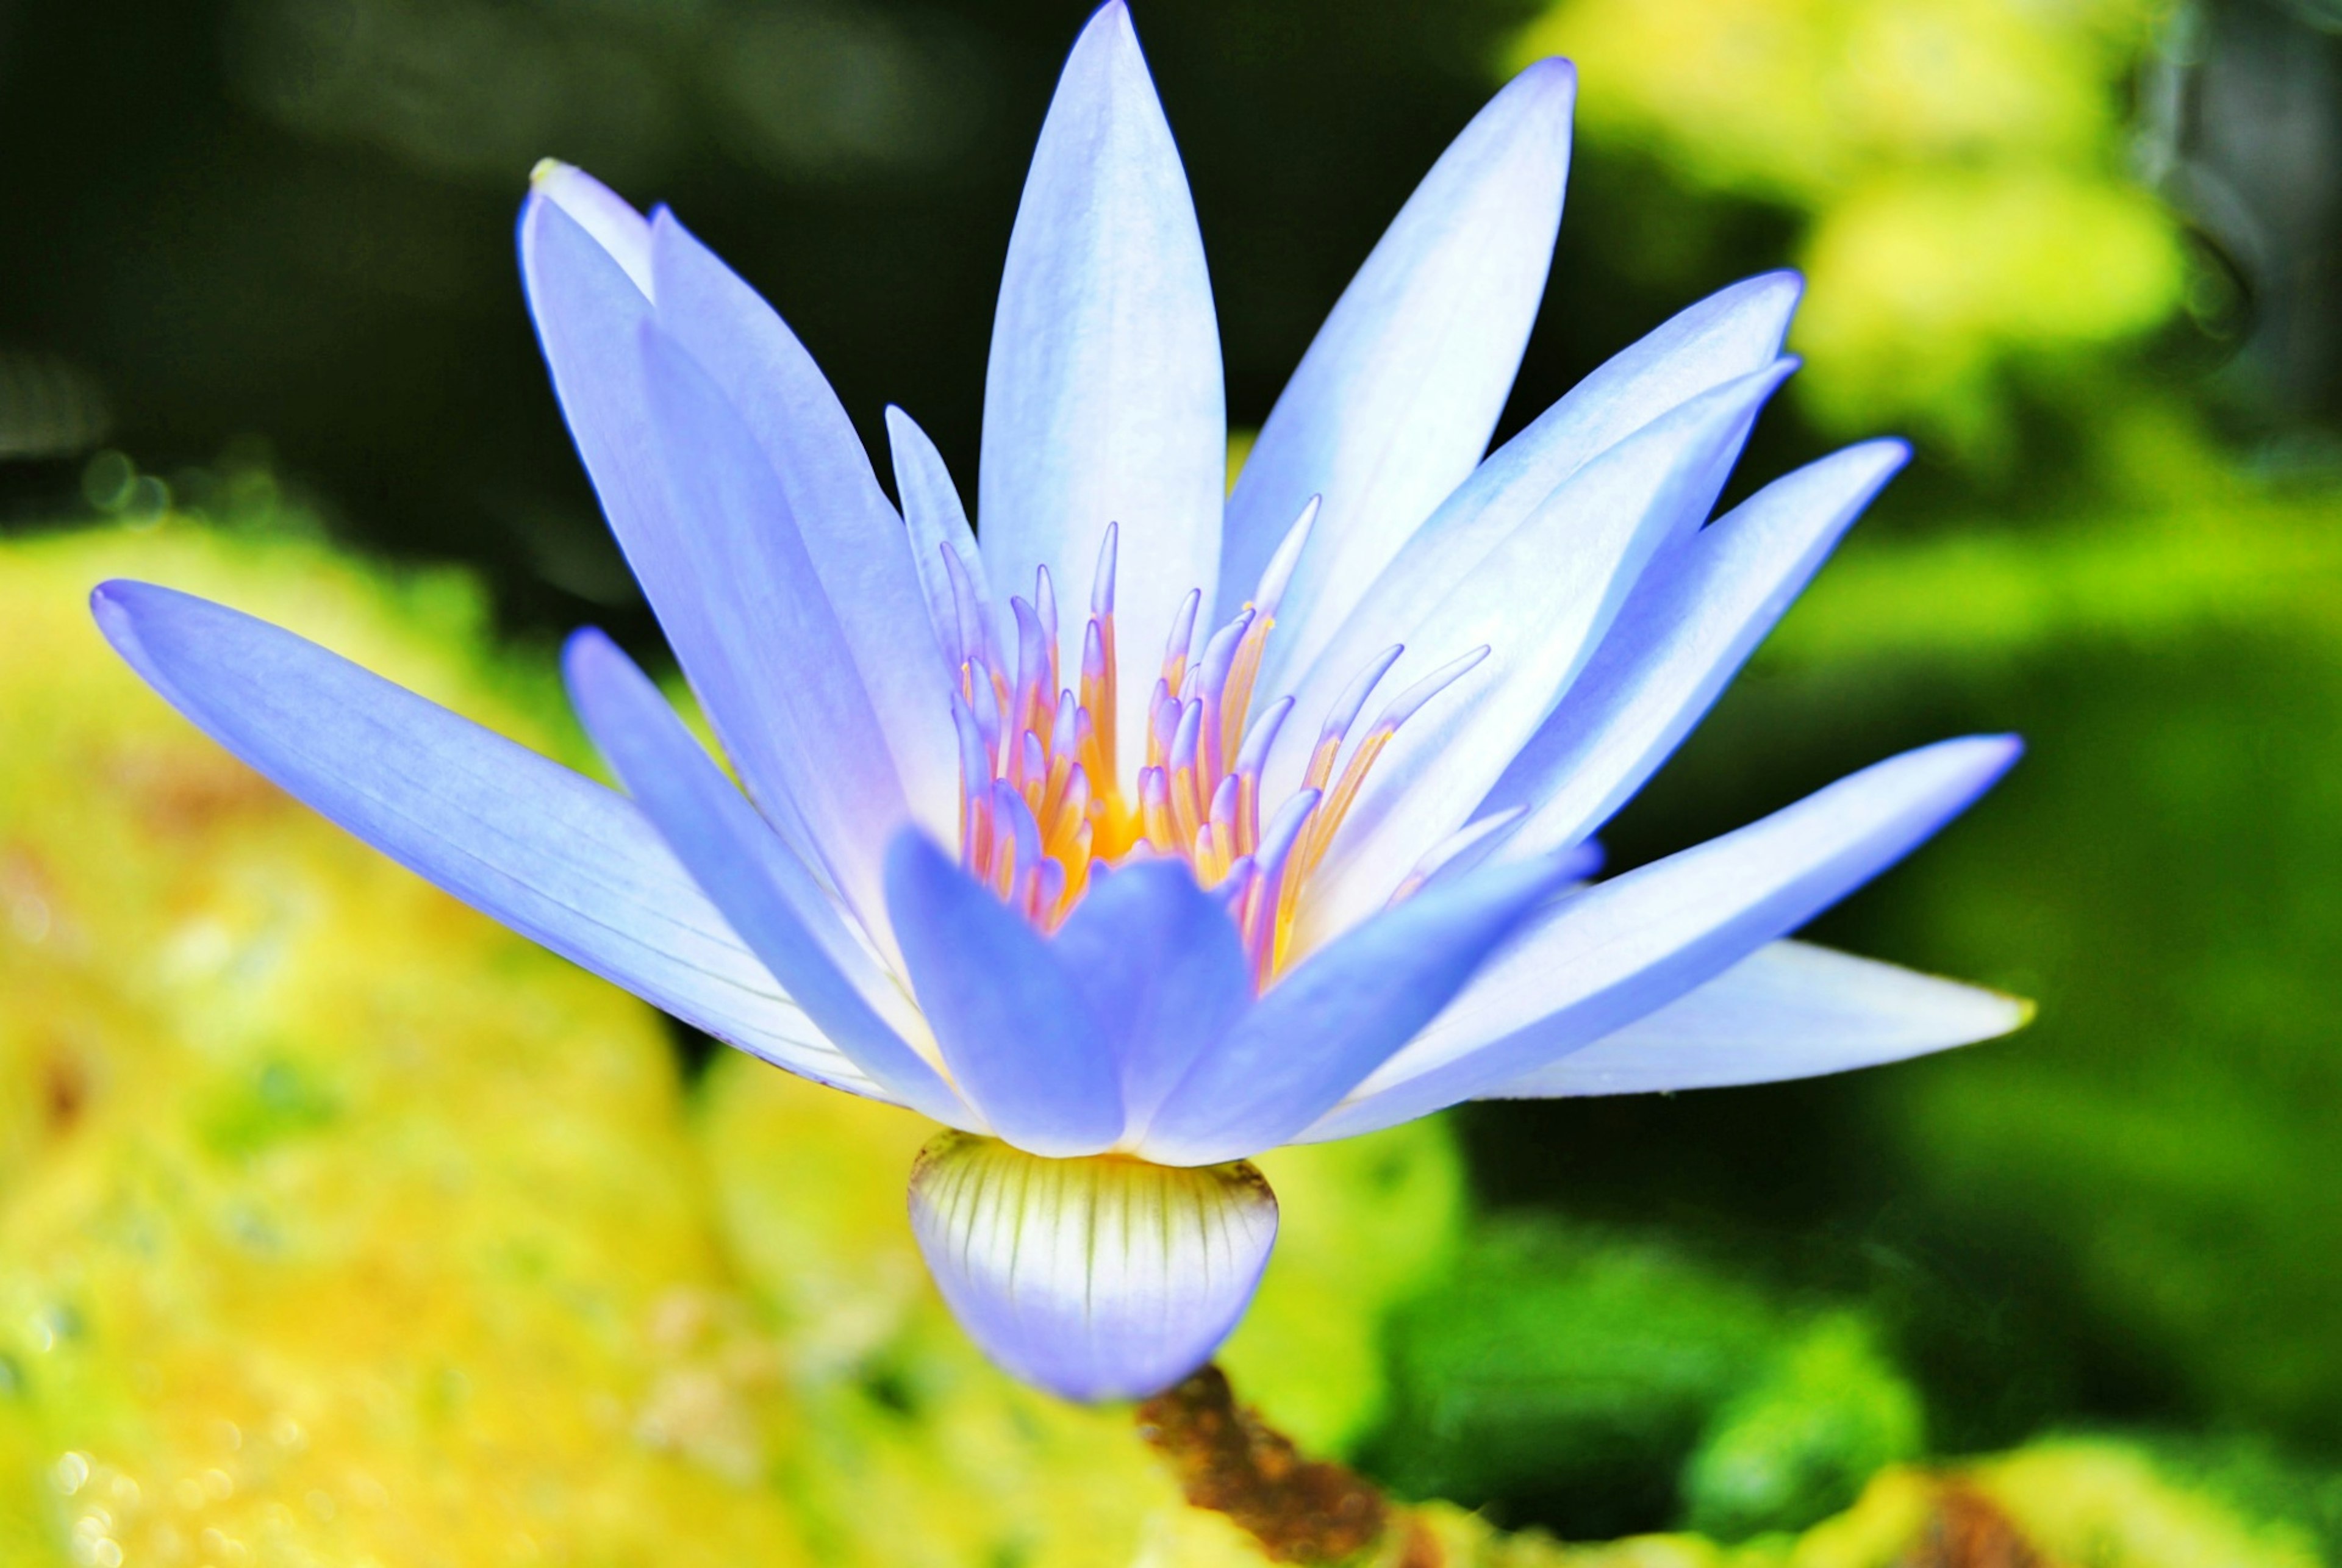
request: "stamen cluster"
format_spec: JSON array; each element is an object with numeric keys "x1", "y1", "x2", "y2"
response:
[{"x1": 945, "y1": 507, "x2": 1486, "y2": 985}]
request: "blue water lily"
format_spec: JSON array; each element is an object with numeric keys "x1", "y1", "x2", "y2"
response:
[{"x1": 93, "y1": 2, "x2": 2025, "y2": 1403}]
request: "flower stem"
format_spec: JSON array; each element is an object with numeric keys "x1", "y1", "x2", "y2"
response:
[{"x1": 1134, "y1": 1364, "x2": 1439, "y2": 1566}]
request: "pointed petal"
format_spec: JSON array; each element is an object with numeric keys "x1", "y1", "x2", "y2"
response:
[
  {"x1": 1225, "y1": 60, "x2": 1576, "y2": 682},
  {"x1": 90, "y1": 582, "x2": 881, "y2": 1097},
  {"x1": 529, "y1": 160, "x2": 653, "y2": 294},
  {"x1": 909, "y1": 1133, "x2": 1277, "y2": 1402},
  {"x1": 885, "y1": 833, "x2": 1125, "y2": 1156},
  {"x1": 1489, "y1": 439, "x2": 1910, "y2": 857},
  {"x1": 635, "y1": 321, "x2": 913, "y2": 940},
  {"x1": 1294, "y1": 360, "x2": 1796, "y2": 941},
  {"x1": 1475, "y1": 940, "x2": 2031, "y2": 1098},
  {"x1": 980, "y1": 0, "x2": 1224, "y2": 781},
  {"x1": 648, "y1": 213, "x2": 958, "y2": 840},
  {"x1": 1136, "y1": 851, "x2": 1581, "y2": 1166},
  {"x1": 1050, "y1": 860, "x2": 1256, "y2": 1139},
  {"x1": 1274, "y1": 270, "x2": 1802, "y2": 699},
  {"x1": 1300, "y1": 736, "x2": 2023, "y2": 1141},
  {"x1": 521, "y1": 193, "x2": 905, "y2": 935},
  {"x1": 887, "y1": 404, "x2": 995, "y2": 666},
  {"x1": 562, "y1": 630, "x2": 973, "y2": 1128}
]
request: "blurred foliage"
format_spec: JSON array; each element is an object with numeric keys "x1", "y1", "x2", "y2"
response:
[
  {"x1": 1366, "y1": 1219, "x2": 1922, "y2": 1541},
  {"x1": 1516, "y1": 0, "x2": 2191, "y2": 460},
  {"x1": 0, "y1": 517, "x2": 808, "y2": 1564}
]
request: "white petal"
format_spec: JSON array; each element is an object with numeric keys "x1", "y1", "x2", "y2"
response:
[
  {"x1": 1474, "y1": 940, "x2": 2030, "y2": 1098},
  {"x1": 909, "y1": 1132, "x2": 1278, "y2": 1402},
  {"x1": 979, "y1": 1, "x2": 1224, "y2": 782}
]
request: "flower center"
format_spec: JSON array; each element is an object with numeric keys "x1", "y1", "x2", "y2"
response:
[{"x1": 945, "y1": 517, "x2": 1479, "y2": 986}]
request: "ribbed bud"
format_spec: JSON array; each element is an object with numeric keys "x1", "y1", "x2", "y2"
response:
[{"x1": 908, "y1": 1131, "x2": 1279, "y2": 1402}]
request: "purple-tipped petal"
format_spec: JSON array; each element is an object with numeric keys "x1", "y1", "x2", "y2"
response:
[
  {"x1": 1226, "y1": 60, "x2": 1577, "y2": 685},
  {"x1": 1050, "y1": 860, "x2": 1255, "y2": 1139},
  {"x1": 562, "y1": 629, "x2": 975, "y2": 1129},
  {"x1": 1278, "y1": 270, "x2": 1802, "y2": 701},
  {"x1": 909, "y1": 1132, "x2": 1278, "y2": 1402},
  {"x1": 1301, "y1": 736, "x2": 2024, "y2": 1141},
  {"x1": 981, "y1": 0, "x2": 1224, "y2": 782},
  {"x1": 1488, "y1": 439, "x2": 1911, "y2": 858},
  {"x1": 884, "y1": 832, "x2": 1125, "y2": 1156},
  {"x1": 646, "y1": 213, "x2": 959, "y2": 841},
  {"x1": 1292, "y1": 360, "x2": 1797, "y2": 941},
  {"x1": 90, "y1": 581, "x2": 883, "y2": 1098},
  {"x1": 1135, "y1": 851, "x2": 1583, "y2": 1167},
  {"x1": 1475, "y1": 940, "x2": 2032, "y2": 1098}
]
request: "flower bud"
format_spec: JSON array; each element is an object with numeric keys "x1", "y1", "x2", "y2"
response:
[{"x1": 908, "y1": 1131, "x2": 1278, "y2": 1402}]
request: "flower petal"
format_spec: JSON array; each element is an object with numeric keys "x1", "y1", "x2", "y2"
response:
[
  {"x1": 1294, "y1": 360, "x2": 1796, "y2": 943},
  {"x1": 908, "y1": 1132, "x2": 1278, "y2": 1402},
  {"x1": 634, "y1": 320, "x2": 914, "y2": 942},
  {"x1": 884, "y1": 832, "x2": 1125, "y2": 1156},
  {"x1": 887, "y1": 404, "x2": 995, "y2": 667},
  {"x1": 1275, "y1": 271, "x2": 1801, "y2": 702},
  {"x1": 90, "y1": 581, "x2": 881, "y2": 1097},
  {"x1": 1474, "y1": 940, "x2": 2031, "y2": 1098},
  {"x1": 1299, "y1": 736, "x2": 2023, "y2": 1141},
  {"x1": 980, "y1": 0, "x2": 1223, "y2": 781},
  {"x1": 646, "y1": 212, "x2": 959, "y2": 842},
  {"x1": 521, "y1": 192, "x2": 907, "y2": 936},
  {"x1": 1136, "y1": 851, "x2": 1583, "y2": 1167},
  {"x1": 1226, "y1": 60, "x2": 1577, "y2": 686},
  {"x1": 530, "y1": 159, "x2": 653, "y2": 294},
  {"x1": 562, "y1": 629, "x2": 974, "y2": 1128},
  {"x1": 1487, "y1": 439, "x2": 1910, "y2": 858},
  {"x1": 1049, "y1": 859, "x2": 1256, "y2": 1140}
]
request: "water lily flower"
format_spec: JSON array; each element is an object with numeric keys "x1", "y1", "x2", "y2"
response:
[{"x1": 92, "y1": 3, "x2": 2026, "y2": 1403}]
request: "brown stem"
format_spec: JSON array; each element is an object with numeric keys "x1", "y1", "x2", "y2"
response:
[{"x1": 1135, "y1": 1364, "x2": 1438, "y2": 1566}]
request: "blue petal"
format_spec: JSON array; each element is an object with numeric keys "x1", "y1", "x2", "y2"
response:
[
  {"x1": 1050, "y1": 861, "x2": 1255, "y2": 1138},
  {"x1": 1136, "y1": 851, "x2": 1583, "y2": 1166},
  {"x1": 646, "y1": 212, "x2": 959, "y2": 842},
  {"x1": 562, "y1": 629, "x2": 974, "y2": 1128},
  {"x1": 887, "y1": 404, "x2": 995, "y2": 667},
  {"x1": 980, "y1": 0, "x2": 1223, "y2": 781},
  {"x1": 884, "y1": 833, "x2": 1125, "y2": 1156},
  {"x1": 1486, "y1": 439, "x2": 1910, "y2": 857},
  {"x1": 1474, "y1": 940, "x2": 2031, "y2": 1098},
  {"x1": 1227, "y1": 60, "x2": 1577, "y2": 690},
  {"x1": 521, "y1": 193, "x2": 906, "y2": 938},
  {"x1": 1291, "y1": 360, "x2": 1797, "y2": 942},
  {"x1": 1275, "y1": 271, "x2": 1801, "y2": 700},
  {"x1": 1300, "y1": 736, "x2": 2024, "y2": 1141},
  {"x1": 529, "y1": 160, "x2": 653, "y2": 294},
  {"x1": 634, "y1": 320, "x2": 914, "y2": 944},
  {"x1": 908, "y1": 1133, "x2": 1278, "y2": 1402},
  {"x1": 90, "y1": 581, "x2": 884, "y2": 1098}
]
